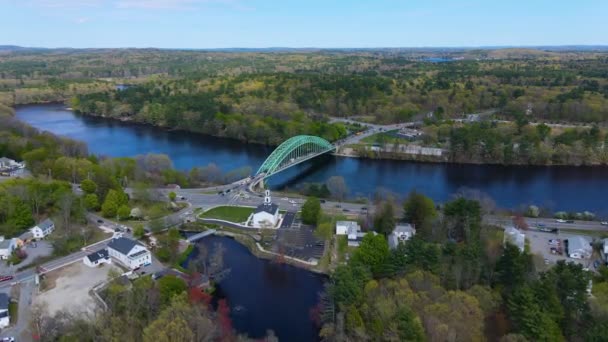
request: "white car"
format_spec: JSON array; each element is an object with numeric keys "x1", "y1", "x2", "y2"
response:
[
  {"x1": 601, "y1": 221, "x2": 608, "y2": 226},
  {"x1": 556, "y1": 219, "x2": 566, "y2": 223},
  {"x1": 282, "y1": 197, "x2": 288, "y2": 201},
  {"x1": 289, "y1": 200, "x2": 296, "y2": 204}
]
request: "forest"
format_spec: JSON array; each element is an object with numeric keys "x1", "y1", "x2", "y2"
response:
[{"x1": 316, "y1": 193, "x2": 608, "y2": 341}]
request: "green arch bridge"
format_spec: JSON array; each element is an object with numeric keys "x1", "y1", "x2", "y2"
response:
[{"x1": 255, "y1": 135, "x2": 336, "y2": 180}]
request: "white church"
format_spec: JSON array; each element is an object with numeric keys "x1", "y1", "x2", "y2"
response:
[{"x1": 249, "y1": 190, "x2": 280, "y2": 228}]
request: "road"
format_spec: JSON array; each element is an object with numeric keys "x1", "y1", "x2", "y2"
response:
[{"x1": 485, "y1": 215, "x2": 608, "y2": 232}]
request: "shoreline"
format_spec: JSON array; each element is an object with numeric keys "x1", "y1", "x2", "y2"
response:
[{"x1": 12, "y1": 102, "x2": 608, "y2": 168}]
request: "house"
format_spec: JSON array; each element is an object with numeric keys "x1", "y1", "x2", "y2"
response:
[
  {"x1": 503, "y1": 226, "x2": 526, "y2": 252},
  {"x1": 335, "y1": 221, "x2": 370, "y2": 247},
  {"x1": 0, "y1": 293, "x2": 9, "y2": 328},
  {"x1": 388, "y1": 224, "x2": 416, "y2": 249},
  {"x1": 107, "y1": 237, "x2": 151, "y2": 270},
  {"x1": 567, "y1": 236, "x2": 592, "y2": 259},
  {"x1": 0, "y1": 237, "x2": 17, "y2": 260},
  {"x1": 251, "y1": 190, "x2": 279, "y2": 228},
  {"x1": 0, "y1": 157, "x2": 20, "y2": 170},
  {"x1": 30, "y1": 218, "x2": 55, "y2": 239},
  {"x1": 83, "y1": 248, "x2": 111, "y2": 268},
  {"x1": 603, "y1": 239, "x2": 608, "y2": 262}
]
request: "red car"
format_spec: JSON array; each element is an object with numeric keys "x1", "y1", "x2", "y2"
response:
[{"x1": 0, "y1": 275, "x2": 14, "y2": 282}]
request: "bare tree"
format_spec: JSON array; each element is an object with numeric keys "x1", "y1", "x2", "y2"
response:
[{"x1": 326, "y1": 176, "x2": 349, "y2": 200}]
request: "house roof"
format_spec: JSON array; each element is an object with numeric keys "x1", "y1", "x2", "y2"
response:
[
  {"x1": 0, "y1": 157, "x2": 13, "y2": 164},
  {"x1": 86, "y1": 248, "x2": 109, "y2": 263},
  {"x1": 36, "y1": 218, "x2": 54, "y2": 232},
  {"x1": 569, "y1": 236, "x2": 592, "y2": 253},
  {"x1": 504, "y1": 227, "x2": 525, "y2": 250},
  {"x1": 108, "y1": 237, "x2": 139, "y2": 255},
  {"x1": 337, "y1": 221, "x2": 359, "y2": 230},
  {"x1": 0, "y1": 239, "x2": 13, "y2": 250},
  {"x1": 0, "y1": 293, "x2": 8, "y2": 310},
  {"x1": 393, "y1": 224, "x2": 415, "y2": 234},
  {"x1": 254, "y1": 203, "x2": 279, "y2": 215}
]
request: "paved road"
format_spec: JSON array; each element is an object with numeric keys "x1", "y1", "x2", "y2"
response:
[{"x1": 484, "y1": 215, "x2": 608, "y2": 232}]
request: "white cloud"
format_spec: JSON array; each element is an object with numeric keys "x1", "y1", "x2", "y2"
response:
[
  {"x1": 114, "y1": 0, "x2": 246, "y2": 10},
  {"x1": 26, "y1": 0, "x2": 103, "y2": 8},
  {"x1": 74, "y1": 17, "x2": 90, "y2": 24}
]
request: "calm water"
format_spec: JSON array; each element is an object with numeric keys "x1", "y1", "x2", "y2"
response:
[
  {"x1": 186, "y1": 236, "x2": 324, "y2": 341},
  {"x1": 16, "y1": 103, "x2": 608, "y2": 216}
]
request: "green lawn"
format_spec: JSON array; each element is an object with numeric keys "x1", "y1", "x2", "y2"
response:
[
  {"x1": 200, "y1": 206, "x2": 254, "y2": 223},
  {"x1": 9, "y1": 301, "x2": 17, "y2": 324},
  {"x1": 360, "y1": 129, "x2": 411, "y2": 145}
]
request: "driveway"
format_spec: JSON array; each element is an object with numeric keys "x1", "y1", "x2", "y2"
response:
[{"x1": 0, "y1": 279, "x2": 35, "y2": 341}]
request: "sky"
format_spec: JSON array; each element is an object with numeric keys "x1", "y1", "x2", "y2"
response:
[{"x1": 2, "y1": 0, "x2": 608, "y2": 48}]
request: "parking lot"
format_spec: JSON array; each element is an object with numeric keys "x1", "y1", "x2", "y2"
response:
[
  {"x1": 35, "y1": 262, "x2": 121, "y2": 315},
  {"x1": 525, "y1": 230, "x2": 596, "y2": 268},
  {"x1": 274, "y1": 223, "x2": 325, "y2": 262}
]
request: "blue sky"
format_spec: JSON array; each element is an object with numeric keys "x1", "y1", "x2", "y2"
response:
[{"x1": 3, "y1": 0, "x2": 607, "y2": 48}]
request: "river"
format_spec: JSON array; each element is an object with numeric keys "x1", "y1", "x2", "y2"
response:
[
  {"x1": 15, "y1": 103, "x2": 608, "y2": 216},
  {"x1": 184, "y1": 236, "x2": 324, "y2": 341}
]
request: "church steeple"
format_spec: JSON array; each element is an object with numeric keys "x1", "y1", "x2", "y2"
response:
[{"x1": 264, "y1": 190, "x2": 271, "y2": 204}]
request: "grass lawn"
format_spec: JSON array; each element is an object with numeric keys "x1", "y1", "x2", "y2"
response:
[
  {"x1": 360, "y1": 129, "x2": 411, "y2": 145},
  {"x1": 200, "y1": 206, "x2": 254, "y2": 223},
  {"x1": 9, "y1": 301, "x2": 17, "y2": 324}
]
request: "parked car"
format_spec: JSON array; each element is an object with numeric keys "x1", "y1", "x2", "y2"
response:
[
  {"x1": 0, "y1": 275, "x2": 14, "y2": 283},
  {"x1": 97, "y1": 219, "x2": 104, "y2": 224},
  {"x1": 548, "y1": 239, "x2": 560, "y2": 246},
  {"x1": 556, "y1": 219, "x2": 566, "y2": 223},
  {"x1": 320, "y1": 199, "x2": 326, "y2": 203}
]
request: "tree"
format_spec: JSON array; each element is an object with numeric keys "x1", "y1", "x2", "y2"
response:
[
  {"x1": 83, "y1": 193, "x2": 99, "y2": 211},
  {"x1": 118, "y1": 205, "x2": 131, "y2": 220},
  {"x1": 403, "y1": 191, "x2": 437, "y2": 236},
  {"x1": 157, "y1": 275, "x2": 187, "y2": 306},
  {"x1": 495, "y1": 243, "x2": 534, "y2": 292},
  {"x1": 133, "y1": 223, "x2": 145, "y2": 238},
  {"x1": 352, "y1": 233, "x2": 390, "y2": 276},
  {"x1": 315, "y1": 222, "x2": 333, "y2": 241},
  {"x1": 168, "y1": 191, "x2": 176, "y2": 202},
  {"x1": 507, "y1": 284, "x2": 564, "y2": 341},
  {"x1": 326, "y1": 176, "x2": 349, "y2": 200},
  {"x1": 536, "y1": 123, "x2": 551, "y2": 141},
  {"x1": 395, "y1": 306, "x2": 425, "y2": 342},
  {"x1": 373, "y1": 200, "x2": 395, "y2": 236},
  {"x1": 301, "y1": 197, "x2": 321, "y2": 225},
  {"x1": 80, "y1": 179, "x2": 97, "y2": 194},
  {"x1": 101, "y1": 188, "x2": 129, "y2": 218}
]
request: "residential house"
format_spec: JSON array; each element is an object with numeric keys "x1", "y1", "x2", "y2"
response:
[
  {"x1": 83, "y1": 248, "x2": 111, "y2": 268},
  {"x1": 503, "y1": 226, "x2": 526, "y2": 252},
  {"x1": 388, "y1": 224, "x2": 416, "y2": 249},
  {"x1": 0, "y1": 293, "x2": 9, "y2": 328},
  {"x1": 0, "y1": 157, "x2": 20, "y2": 170},
  {"x1": 107, "y1": 237, "x2": 151, "y2": 269},
  {"x1": 0, "y1": 237, "x2": 17, "y2": 260},
  {"x1": 603, "y1": 239, "x2": 608, "y2": 262},
  {"x1": 251, "y1": 190, "x2": 279, "y2": 228},
  {"x1": 335, "y1": 221, "x2": 371, "y2": 247},
  {"x1": 567, "y1": 236, "x2": 592, "y2": 259},
  {"x1": 30, "y1": 218, "x2": 55, "y2": 239}
]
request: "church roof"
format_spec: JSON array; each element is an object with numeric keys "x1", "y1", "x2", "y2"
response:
[{"x1": 255, "y1": 203, "x2": 279, "y2": 214}]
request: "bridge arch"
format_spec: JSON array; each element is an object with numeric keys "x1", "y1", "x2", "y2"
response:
[{"x1": 256, "y1": 135, "x2": 335, "y2": 177}]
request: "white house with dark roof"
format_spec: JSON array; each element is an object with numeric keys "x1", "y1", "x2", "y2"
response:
[
  {"x1": 83, "y1": 248, "x2": 111, "y2": 268},
  {"x1": 0, "y1": 293, "x2": 9, "y2": 328},
  {"x1": 251, "y1": 190, "x2": 280, "y2": 228},
  {"x1": 388, "y1": 224, "x2": 416, "y2": 249},
  {"x1": 107, "y1": 237, "x2": 151, "y2": 269},
  {"x1": 30, "y1": 218, "x2": 55, "y2": 239}
]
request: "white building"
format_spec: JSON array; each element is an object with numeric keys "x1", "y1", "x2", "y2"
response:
[
  {"x1": 335, "y1": 221, "x2": 370, "y2": 247},
  {"x1": 251, "y1": 190, "x2": 279, "y2": 228},
  {"x1": 83, "y1": 248, "x2": 112, "y2": 268},
  {"x1": 503, "y1": 226, "x2": 526, "y2": 252},
  {"x1": 567, "y1": 236, "x2": 592, "y2": 259},
  {"x1": 107, "y1": 237, "x2": 151, "y2": 269},
  {"x1": 0, "y1": 237, "x2": 17, "y2": 260},
  {"x1": 30, "y1": 218, "x2": 55, "y2": 239},
  {"x1": 0, "y1": 293, "x2": 9, "y2": 328},
  {"x1": 0, "y1": 157, "x2": 21, "y2": 170},
  {"x1": 388, "y1": 224, "x2": 416, "y2": 249},
  {"x1": 603, "y1": 239, "x2": 608, "y2": 262}
]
